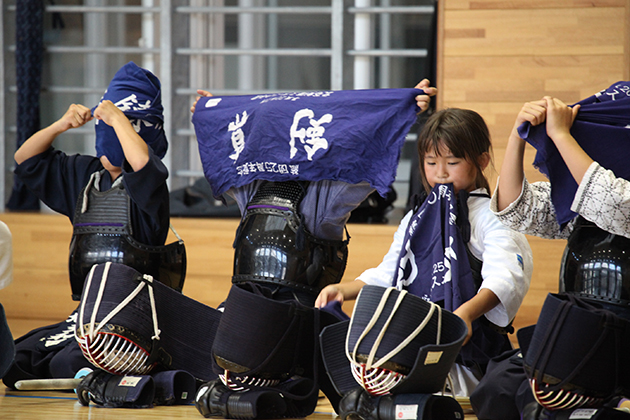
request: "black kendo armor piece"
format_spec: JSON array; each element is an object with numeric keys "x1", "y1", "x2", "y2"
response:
[
  {"x1": 560, "y1": 216, "x2": 630, "y2": 316},
  {"x1": 232, "y1": 180, "x2": 348, "y2": 295},
  {"x1": 69, "y1": 173, "x2": 186, "y2": 300}
]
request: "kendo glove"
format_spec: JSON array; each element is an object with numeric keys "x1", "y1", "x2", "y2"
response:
[{"x1": 77, "y1": 369, "x2": 155, "y2": 408}]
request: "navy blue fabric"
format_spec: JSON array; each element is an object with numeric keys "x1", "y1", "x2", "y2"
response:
[
  {"x1": 518, "y1": 81, "x2": 630, "y2": 227},
  {"x1": 393, "y1": 183, "x2": 510, "y2": 367},
  {"x1": 193, "y1": 88, "x2": 421, "y2": 198},
  {"x1": 321, "y1": 300, "x2": 350, "y2": 322},
  {"x1": 93, "y1": 62, "x2": 167, "y2": 167},
  {"x1": 394, "y1": 183, "x2": 477, "y2": 311},
  {"x1": 0, "y1": 303, "x2": 15, "y2": 379},
  {"x1": 1, "y1": 309, "x2": 93, "y2": 389},
  {"x1": 15, "y1": 148, "x2": 169, "y2": 246}
]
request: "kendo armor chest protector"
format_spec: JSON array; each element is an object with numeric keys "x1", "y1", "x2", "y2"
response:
[
  {"x1": 232, "y1": 181, "x2": 348, "y2": 295},
  {"x1": 69, "y1": 172, "x2": 186, "y2": 300}
]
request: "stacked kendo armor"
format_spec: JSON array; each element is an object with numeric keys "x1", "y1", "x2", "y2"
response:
[
  {"x1": 516, "y1": 81, "x2": 630, "y2": 419},
  {"x1": 191, "y1": 87, "x2": 425, "y2": 418}
]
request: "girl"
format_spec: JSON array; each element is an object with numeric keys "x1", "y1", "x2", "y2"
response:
[{"x1": 315, "y1": 108, "x2": 533, "y2": 397}]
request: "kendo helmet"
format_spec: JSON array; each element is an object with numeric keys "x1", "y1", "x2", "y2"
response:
[
  {"x1": 75, "y1": 262, "x2": 219, "y2": 380},
  {"x1": 320, "y1": 285, "x2": 468, "y2": 397},
  {"x1": 560, "y1": 217, "x2": 630, "y2": 318},
  {"x1": 523, "y1": 293, "x2": 630, "y2": 411}
]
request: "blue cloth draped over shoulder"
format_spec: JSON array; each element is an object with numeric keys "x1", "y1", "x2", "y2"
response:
[
  {"x1": 518, "y1": 81, "x2": 630, "y2": 227},
  {"x1": 394, "y1": 183, "x2": 476, "y2": 312},
  {"x1": 192, "y1": 88, "x2": 421, "y2": 198}
]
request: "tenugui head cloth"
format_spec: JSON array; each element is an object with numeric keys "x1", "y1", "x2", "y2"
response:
[
  {"x1": 192, "y1": 88, "x2": 421, "y2": 199},
  {"x1": 518, "y1": 81, "x2": 630, "y2": 227},
  {"x1": 524, "y1": 293, "x2": 630, "y2": 410},
  {"x1": 320, "y1": 285, "x2": 468, "y2": 396},
  {"x1": 93, "y1": 61, "x2": 167, "y2": 167},
  {"x1": 75, "y1": 262, "x2": 220, "y2": 381},
  {"x1": 394, "y1": 183, "x2": 476, "y2": 312}
]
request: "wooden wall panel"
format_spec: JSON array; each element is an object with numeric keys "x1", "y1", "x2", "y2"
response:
[
  {"x1": 0, "y1": 213, "x2": 396, "y2": 324},
  {"x1": 0, "y1": 212, "x2": 564, "y2": 342},
  {"x1": 438, "y1": 0, "x2": 630, "y2": 330}
]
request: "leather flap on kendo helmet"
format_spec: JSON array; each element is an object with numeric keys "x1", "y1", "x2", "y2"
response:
[
  {"x1": 524, "y1": 292, "x2": 630, "y2": 400},
  {"x1": 211, "y1": 282, "x2": 318, "y2": 381}
]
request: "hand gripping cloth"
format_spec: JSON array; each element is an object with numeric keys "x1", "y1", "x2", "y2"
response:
[
  {"x1": 524, "y1": 293, "x2": 630, "y2": 411},
  {"x1": 320, "y1": 285, "x2": 468, "y2": 397},
  {"x1": 75, "y1": 262, "x2": 221, "y2": 380},
  {"x1": 93, "y1": 61, "x2": 168, "y2": 167},
  {"x1": 517, "y1": 81, "x2": 630, "y2": 227},
  {"x1": 192, "y1": 88, "x2": 421, "y2": 199}
]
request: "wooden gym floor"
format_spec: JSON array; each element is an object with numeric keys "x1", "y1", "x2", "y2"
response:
[{"x1": 0, "y1": 212, "x2": 566, "y2": 419}]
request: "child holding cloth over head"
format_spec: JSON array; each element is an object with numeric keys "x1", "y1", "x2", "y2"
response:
[
  {"x1": 472, "y1": 83, "x2": 630, "y2": 420},
  {"x1": 316, "y1": 107, "x2": 533, "y2": 397},
  {"x1": 3, "y1": 62, "x2": 176, "y2": 389}
]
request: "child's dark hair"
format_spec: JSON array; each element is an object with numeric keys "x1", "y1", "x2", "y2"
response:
[{"x1": 417, "y1": 108, "x2": 493, "y2": 193}]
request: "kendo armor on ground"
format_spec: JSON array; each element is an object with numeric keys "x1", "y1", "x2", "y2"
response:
[
  {"x1": 69, "y1": 172, "x2": 186, "y2": 300},
  {"x1": 520, "y1": 217, "x2": 630, "y2": 412},
  {"x1": 319, "y1": 286, "x2": 468, "y2": 420},
  {"x1": 75, "y1": 262, "x2": 219, "y2": 379},
  {"x1": 523, "y1": 293, "x2": 630, "y2": 411},
  {"x1": 560, "y1": 216, "x2": 630, "y2": 314},
  {"x1": 232, "y1": 180, "x2": 348, "y2": 295}
]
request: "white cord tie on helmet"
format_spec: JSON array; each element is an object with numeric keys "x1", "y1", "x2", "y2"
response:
[
  {"x1": 75, "y1": 262, "x2": 162, "y2": 375},
  {"x1": 345, "y1": 287, "x2": 443, "y2": 395},
  {"x1": 76, "y1": 262, "x2": 161, "y2": 343}
]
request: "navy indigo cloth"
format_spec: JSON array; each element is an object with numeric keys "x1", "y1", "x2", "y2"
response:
[
  {"x1": 192, "y1": 88, "x2": 421, "y2": 198},
  {"x1": 393, "y1": 183, "x2": 510, "y2": 367},
  {"x1": 394, "y1": 183, "x2": 476, "y2": 312},
  {"x1": 93, "y1": 62, "x2": 167, "y2": 167},
  {"x1": 518, "y1": 81, "x2": 630, "y2": 227}
]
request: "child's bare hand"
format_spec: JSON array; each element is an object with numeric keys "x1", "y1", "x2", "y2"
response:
[
  {"x1": 314, "y1": 285, "x2": 345, "y2": 309},
  {"x1": 453, "y1": 307, "x2": 473, "y2": 346},
  {"x1": 93, "y1": 100, "x2": 126, "y2": 127},
  {"x1": 58, "y1": 104, "x2": 93, "y2": 131},
  {"x1": 191, "y1": 89, "x2": 213, "y2": 113},
  {"x1": 515, "y1": 99, "x2": 548, "y2": 129},
  {"x1": 414, "y1": 79, "x2": 437, "y2": 113},
  {"x1": 543, "y1": 96, "x2": 580, "y2": 141}
]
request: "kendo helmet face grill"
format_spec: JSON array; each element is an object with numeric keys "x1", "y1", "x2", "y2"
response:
[
  {"x1": 218, "y1": 371, "x2": 281, "y2": 391},
  {"x1": 346, "y1": 287, "x2": 444, "y2": 396},
  {"x1": 529, "y1": 378, "x2": 603, "y2": 411},
  {"x1": 75, "y1": 262, "x2": 162, "y2": 376}
]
